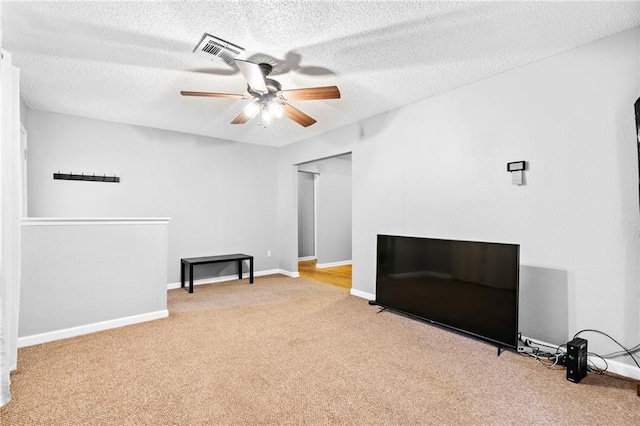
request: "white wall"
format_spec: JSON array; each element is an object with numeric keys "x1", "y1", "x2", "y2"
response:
[
  {"x1": 20, "y1": 218, "x2": 169, "y2": 344},
  {"x1": 298, "y1": 155, "x2": 352, "y2": 266},
  {"x1": 26, "y1": 110, "x2": 279, "y2": 283},
  {"x1": 278, "y1": 28, "x2": 640, "y2": 357}
]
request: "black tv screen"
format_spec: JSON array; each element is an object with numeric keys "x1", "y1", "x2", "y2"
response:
[{"x1": 376, "y1": 235, "x2": 520, "y2": 349}]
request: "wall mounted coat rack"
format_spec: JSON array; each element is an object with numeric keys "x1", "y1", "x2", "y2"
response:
[{"x1": 53, "y1": 172, "x2": 120, "y2": 183}]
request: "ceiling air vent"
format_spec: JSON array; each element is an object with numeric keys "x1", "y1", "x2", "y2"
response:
[{"x1": 193, "y1": 33, "x2": 244, "y2": 64}]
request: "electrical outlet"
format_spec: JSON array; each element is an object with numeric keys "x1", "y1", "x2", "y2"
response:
[
  {"x1": 517, "y1": 346, "x2": 534, "y2": 354},
  {"x1": 267, "y1": 250, "x2": 272, "y2": 257}
]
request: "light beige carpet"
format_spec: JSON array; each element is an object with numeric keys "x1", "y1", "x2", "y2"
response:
[{"x1": 1, "y1": 275, "x2": 638, "y2": 425}]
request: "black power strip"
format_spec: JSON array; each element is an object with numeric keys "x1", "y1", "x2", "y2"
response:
[{"x1": 566, "y1": 338, "x2": 588, "y2": 383}]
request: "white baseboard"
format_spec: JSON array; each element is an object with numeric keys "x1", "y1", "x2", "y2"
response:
[
  {"x1": 17, "y1": 310, "x2": 169, "y2": 348},
  {"x1": 603, "y1": 358, "x2": 640, "y2": 380},
  {"x1": 298, "y1": 256, "x2": 316, "y2": 261},
  {"x1": 521, "y1": 335, "x2": 640, "y2": 380},
  {"x1": 167, "y1": 269, "x2": 293, "y2": 289},
  {"x1": 316, "y1": 260, "x2": 352, "y2": 269},
  {"x1": 278, "y1": 269, "x2": 300, "y2": 278},
  {"x1": 350, "y1": 288, "x2": 375, "y2": 301}
]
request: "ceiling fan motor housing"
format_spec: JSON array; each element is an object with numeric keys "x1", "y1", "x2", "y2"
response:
[
  {"x1": 248, "y1": 64, "x2": 282, "y2": 97},
  {"x1": 264, "y1": 78, "x2": 282, "y2": 93}
]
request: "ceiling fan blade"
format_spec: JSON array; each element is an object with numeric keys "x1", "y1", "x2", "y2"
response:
[
  {"x1": 181, "y1": 91, "x2": 248, "y2": 99},
  {"x1": 282, "y1": 103, "x2": 317, "y2": 127},
  {"x1": 235, "y1": 59, "x2": 268, "y2": 94},
  {"x1": 278, "y1": 86, "x2": 340, "y2": 101},
  {"x1": 230, "y1": 111, "x2": 251, "y2": 125}
]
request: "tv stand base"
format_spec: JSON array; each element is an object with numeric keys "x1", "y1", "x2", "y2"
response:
[{"x1": 368, "y1": 300, "x2": 387, "y2": 314}]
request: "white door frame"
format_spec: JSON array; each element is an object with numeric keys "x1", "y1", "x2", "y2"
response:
[
  {"x1": 297, "y1": 170, "x2": 318, "y2": 261},
  {"x1": 20, "y1": 123, "x2": 27, "y2": 217},
  {"x1": 313, "y1": 173, "x2": 318, "y2": 261}
]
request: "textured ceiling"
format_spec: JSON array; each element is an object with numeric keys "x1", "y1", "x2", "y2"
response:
[{"x1": 2, "y1": 1, "x2": 640, "y2": 147}]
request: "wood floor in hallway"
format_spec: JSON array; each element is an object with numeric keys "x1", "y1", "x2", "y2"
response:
[{"x1": 298, "y1": 260, "x2": 352, "y2": 289}]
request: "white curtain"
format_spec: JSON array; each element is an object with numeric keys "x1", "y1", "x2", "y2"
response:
[{"x1": 0, "y1": 48, "x2": 22, "y2": 408}]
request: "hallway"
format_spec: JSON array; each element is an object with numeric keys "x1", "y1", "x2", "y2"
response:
[{"x1": 298, "y1": 260, "x2": 351, "y2": 289}]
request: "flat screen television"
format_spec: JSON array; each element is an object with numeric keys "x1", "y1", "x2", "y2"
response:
[{"x1": 375, "y1": 234, "x2": 520, "y2": 349}]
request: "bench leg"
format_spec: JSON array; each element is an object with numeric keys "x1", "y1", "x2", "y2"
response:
[
  {"x1": 238, "y1": 260, "x2": 242, "y2": 280},
  {"x1": 181, "y1": 261, "x2": 185, "y2": 289},
  {"x1": 250, "y1": 257, "x2": 254, "y2": 284},
  {"x1": 189, "y1": 263, "x2": 194, "y2": 293}
]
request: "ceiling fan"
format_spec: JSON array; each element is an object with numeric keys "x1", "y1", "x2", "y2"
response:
[{"x1": 181, "y1": 59, "x2": 340, "y2": 127}]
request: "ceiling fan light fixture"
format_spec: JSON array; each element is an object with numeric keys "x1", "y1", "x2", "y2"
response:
[
  {"x1": 267, "y1": 101, "x2": 284, "y2": 118},
  {"x1": 260, "y1": 108, "x2": 273, "y2": 125},
  {"x1": 243, "y1": 101, "x2": 260, "y2": 118}
]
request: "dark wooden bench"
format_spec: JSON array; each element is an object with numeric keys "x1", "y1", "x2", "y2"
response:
[{"x1": 181, "y1": 254, "x2": 254, "y2": 293}]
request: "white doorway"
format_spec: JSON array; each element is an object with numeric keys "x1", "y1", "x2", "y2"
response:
[
  {"x1": 297, "y1": 171, "x2": 317, "y2": 260},
  {"x1": 297, "y1": 153, "x2": 352, "y2": 268}
]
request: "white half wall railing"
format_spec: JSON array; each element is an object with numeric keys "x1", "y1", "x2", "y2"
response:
[
  {"x1": 0, "y1": 47, "x2": 23, "y2": 408},
  {"x1": 19, "y1": 218, "x2": 170, "y2": 347}
]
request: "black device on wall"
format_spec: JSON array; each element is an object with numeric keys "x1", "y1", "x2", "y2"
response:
[{"x1": 374, "y1": 234, "x2": 520, "y2": 350}]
